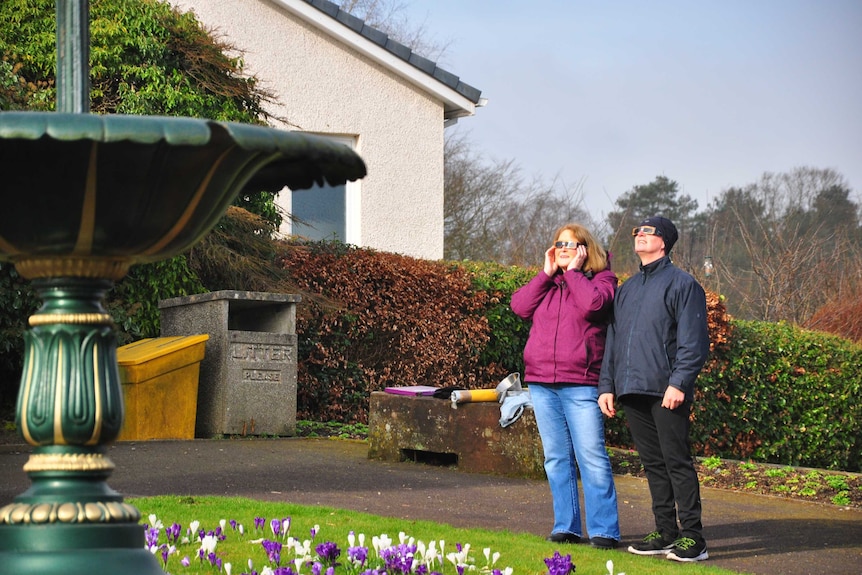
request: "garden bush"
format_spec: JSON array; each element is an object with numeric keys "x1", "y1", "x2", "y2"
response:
[
  {"x1": 0, "y1": 264, "x2": 39, "y2": 411},
  {"x1": 277, "y1": 241, "x2": 502, "y2": 423},
  {"x1": 694, "y1": 320, "x2": 862, "y2": 471}
]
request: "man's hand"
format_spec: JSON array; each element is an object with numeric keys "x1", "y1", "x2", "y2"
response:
[
  {"x1": 662, "y1": 385, "x2": 685, "y2": 410},
  {"x1": 598, "y1": 392, "x2": 616, "y2": 417}
]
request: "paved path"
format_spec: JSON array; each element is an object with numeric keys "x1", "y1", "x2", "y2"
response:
[{"x1": 2, "y1": 438, "x2": 860, "y2": 574}]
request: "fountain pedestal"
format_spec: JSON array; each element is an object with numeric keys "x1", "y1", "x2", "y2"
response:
[{"x1": 0, "y1": 5, "x2": 365, "y2": 571}]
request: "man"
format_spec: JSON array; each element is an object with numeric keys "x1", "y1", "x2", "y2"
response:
[{"x1": 598, "y1": 215, "x2": 711, "y2": 562}]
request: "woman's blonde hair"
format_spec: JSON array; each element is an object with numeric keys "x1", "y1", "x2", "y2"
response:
[{"x1": 553, "y1": 223, "x2": 609, "y2": 273}]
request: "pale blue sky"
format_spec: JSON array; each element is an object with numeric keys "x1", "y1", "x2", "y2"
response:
[{"x1": 400, "y1": 0, "x2": 862, "y2": 218}]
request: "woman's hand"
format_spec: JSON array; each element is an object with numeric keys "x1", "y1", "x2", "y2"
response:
[
  {"x1": 567, "y1": 244, "x2": 588, "y2": 271},
  {"x1": 543, "y1": 246, "x2": 559, "y2": 276}
]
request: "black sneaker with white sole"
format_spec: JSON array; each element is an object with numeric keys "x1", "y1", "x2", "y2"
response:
[
  {"x1": 667, "y1": 537, "x2": 709, "y2": 562},
  {"x1": 627, "y1": 531, "x2": 676, "y2": 555}
]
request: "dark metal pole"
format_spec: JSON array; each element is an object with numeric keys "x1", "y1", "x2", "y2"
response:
[{"x1": 56, "y1": 0, "x2": 90, "y2": 113}]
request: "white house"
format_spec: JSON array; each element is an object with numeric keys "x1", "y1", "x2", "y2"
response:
[{"x1": 170, "y1": 0, "x2": 483, "y2": 260}]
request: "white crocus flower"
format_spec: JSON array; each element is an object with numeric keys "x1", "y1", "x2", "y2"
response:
[
  {"x1": 224, "y1": 562, "x2": 231, "y2": 575},
  {"x1": 199, "y1": 534, "x2": 217, "y2": 556},
  {"x1": 399, "y1": 531, "x2": 408, "y2": 544},
  {"x1": 189, "y1": 520, "x2": 200, "y2": 541},
  {"x1": 358, "y1": 533, "x2": 366, "y2": 547},
  {"x1": 606, "y1": 559, "x2": 625, "y2": 575},
  {"x1": 373, "y1": 534, "x2": 392, "y2": 556},
  {"x1": 148, "y1": 514, "x2": 163, "y2": 530},
  {"x1": 348, "y1": 532, "x2": 356, "y2": 547}
]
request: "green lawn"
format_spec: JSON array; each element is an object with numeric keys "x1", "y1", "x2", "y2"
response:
[{"x1": 132, "y1": 496, "x2": 737, "y2": 575}]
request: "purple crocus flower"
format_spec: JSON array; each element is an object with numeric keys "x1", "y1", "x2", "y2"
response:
[
  {"x1": 262, "y1": 539, "x2": 283, "y2": 565},
  {"x1": 315, "y1": 541, "x2": 341, "y2": 565},
  {"x1": 254, "y1": 517, "x2": 266, "y2": 531},
  {"x1": 380, "y1": 543, "x2": 418, "y2": 575},
  {"x1": 271, "y1": 518, "x2": 282, "y2": 537},
  {"x1": 165, "y1": 522, "x2": 182, "y2": 544},
  {"x1": 144, "y1": 527, "x2": 160, "y2": 550},
  {"x1": 311, "y1": 561, "x2": 323, "y2": 575},
  {"x1": 181, "y1": 556, "x2": 190, "y2": 567},
  {"x1": 544, "y1": 551, "x2": 576, "y2": 575},
  {"x1": 230, "y1": 519, "x2": 238, "y2": 530},
  {"x1": 348, "y1": 545, "x2": 369, "y2": 567}
]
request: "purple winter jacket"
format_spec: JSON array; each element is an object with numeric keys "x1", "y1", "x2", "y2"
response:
[{"x1": 510, "y1": 267, "x2": 617, "y2": 385}]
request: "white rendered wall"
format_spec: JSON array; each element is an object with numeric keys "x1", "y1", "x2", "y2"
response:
[{"x1": 171, "y1": 0, "x2": 445, "y2": 260}]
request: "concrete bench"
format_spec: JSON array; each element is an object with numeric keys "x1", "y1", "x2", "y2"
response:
[{"x1": 367, "y1": 391, "x2": 546, "y2": 479}]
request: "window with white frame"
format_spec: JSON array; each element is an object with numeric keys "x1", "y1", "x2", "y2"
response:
[{"x1": 276, "y1": 134, "x2": 360, "y2": 244}]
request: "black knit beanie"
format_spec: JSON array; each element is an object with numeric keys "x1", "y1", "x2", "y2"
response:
[{"x1": 638, "y1": 215, "x2": 678, "y2": 254}]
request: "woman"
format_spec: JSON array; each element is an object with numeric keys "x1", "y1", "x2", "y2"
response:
[{"x1": 510, "y1": 223, "x2": 620, "y2": 548}]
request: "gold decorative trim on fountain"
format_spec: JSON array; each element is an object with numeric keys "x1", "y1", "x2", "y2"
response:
[
  {"x1": 22, "y1": 452, "x2": 116, "y2": 473},
  {"x1": 14, "y1": 257, "x2": 131, "y2": 281},
  {"x1": 29, "y1": 313, "x2": 114, "y2": 326},
  {"x1": 0, "y1": 501, "x2": 140, "y2": 525}
]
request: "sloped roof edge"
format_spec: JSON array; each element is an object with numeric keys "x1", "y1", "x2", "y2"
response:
[{"x1": 269, "y1": 0, "x2": 483, "y2": 120}]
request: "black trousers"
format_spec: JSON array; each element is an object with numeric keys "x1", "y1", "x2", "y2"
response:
[{"x1": 620, "y1": 394, "x2": 704, "y2": 541}]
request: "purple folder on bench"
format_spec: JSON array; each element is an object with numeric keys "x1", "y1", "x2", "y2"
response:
[{"x1": 384, "y1": 385, "x2": 438, "y2": 396}]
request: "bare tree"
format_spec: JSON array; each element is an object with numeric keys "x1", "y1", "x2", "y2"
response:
[
  {"x1": 443, "y1": 131, "x2": 523, "y2": 262},
  {"x1": 443, "y1": 131, "x2": 596, "y2": 265},
  {"x1": 503, "y1": 177, "x2": 594, "y2": 267},
  {"x1": 703, "y1": 167, "x2": 862, "y2": 323}
]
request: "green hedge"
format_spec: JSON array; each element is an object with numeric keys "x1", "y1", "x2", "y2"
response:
[{"x1": 694, "y1": 320, "x2": 861, "y2": 471}]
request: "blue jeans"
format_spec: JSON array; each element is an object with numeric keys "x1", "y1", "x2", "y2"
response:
[{"x1": 529, "y1": 383, "x2": 620, "y2": 540}]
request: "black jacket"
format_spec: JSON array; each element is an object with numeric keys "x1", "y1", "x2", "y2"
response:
[{"x1": 598, "y1": 256, "x2": 709, "y2": 401}]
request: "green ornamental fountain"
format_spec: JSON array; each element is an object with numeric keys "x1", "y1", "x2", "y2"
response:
[{"x1": 0, "y1": 1, "x2": 366, "y2": 573}]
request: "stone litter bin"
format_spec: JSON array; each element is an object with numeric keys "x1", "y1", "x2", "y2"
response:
[{"x1": 159, "y1": 290, "x2": 300, "y2": 438}]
